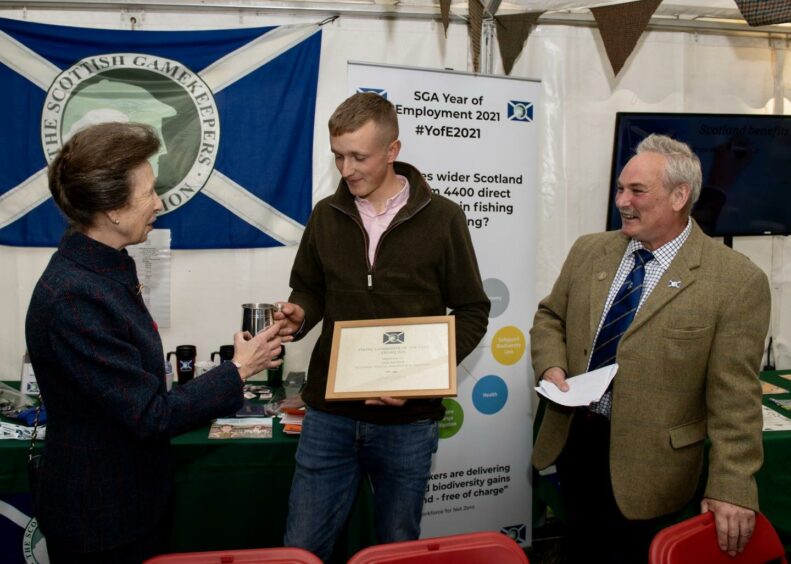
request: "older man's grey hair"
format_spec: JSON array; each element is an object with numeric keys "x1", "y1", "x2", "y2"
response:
[{"x1": 636, "y1": 134, "x2": 702, "y2": 211}]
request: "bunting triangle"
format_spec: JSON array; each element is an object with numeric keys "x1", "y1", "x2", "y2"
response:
[
  {"x1": 468, "y1": 0, "x2": 484, "y2": 73},
  {"x1": 440, "y1": 0, "x2": 452, "y2": 36},
  {"x1": 495, "y1": 12, "x2": 542, "y2": 75},
  {"x1": 734, "y1": 0, "x2": 791, "y2": 26},
  {"x1": 591, "y1": 0, "x2": 661, "y2": 76}
]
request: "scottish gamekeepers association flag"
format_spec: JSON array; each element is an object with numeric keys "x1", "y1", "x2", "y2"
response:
[{"x1": 0, "y1": 18, "x2": 321, "y2": 248}]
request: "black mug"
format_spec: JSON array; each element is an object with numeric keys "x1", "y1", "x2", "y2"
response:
[
  {"x1": 167, "y1": 345, "x2": 197, "y2": 385},
  {"x1": 211, "y1": 345, "x2": 235, "y2": 364},
  {"x1": 268, "y1": 345, "x2": 285, "y2": 388}
]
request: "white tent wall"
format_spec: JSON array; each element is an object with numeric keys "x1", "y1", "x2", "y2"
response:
[{"x1": 1, "y1": 2, "x2": 790, "y2": 377}]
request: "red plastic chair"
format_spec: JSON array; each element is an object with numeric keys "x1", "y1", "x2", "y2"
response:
[
  {"x1": 346, "y1": 531, "x2": 529, "y2": 563},
  {"x1": 649, "y1": 511, "x2": 788, "y2": 564},
  {"x1": 143, "y1": 547, "x2": 322, "y2": 563}
]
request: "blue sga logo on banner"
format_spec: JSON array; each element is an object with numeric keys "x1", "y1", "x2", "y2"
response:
[
  {"x1": 0, "y1": 18, "x2": 322, "y2": 249},
  {"x1": 501, "y1": 523, "x2": 527, "y2": 543},
  {"x1": 507, "y1": 100, "x2": 533, "y2": 122},
  {"x1": 356, "y1": 87, "x2": 388, "y2": 99}
]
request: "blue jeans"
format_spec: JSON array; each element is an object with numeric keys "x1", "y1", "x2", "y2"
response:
[{"x1": 284, "y1": 408, "x2": 439, "y2": 562}]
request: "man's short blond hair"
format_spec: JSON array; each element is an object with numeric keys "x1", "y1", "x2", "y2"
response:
[{"x1": 328, "y1": 92, "x2": 399, "y2": 144}]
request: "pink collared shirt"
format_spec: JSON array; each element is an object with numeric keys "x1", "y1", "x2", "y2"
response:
[{"x1": 354, "y1": 175, "x2": 409, "y2": 267}]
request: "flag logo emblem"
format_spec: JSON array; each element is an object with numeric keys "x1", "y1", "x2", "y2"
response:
[
  {"x1": 357, "y1": 87, "x2": 388, "y2": 99},
  {"x1": 383, "y1": 331, "x2": 405, "y2": 344},
  {"x1": 507, "y1": 100, "x2": 533, "y2": 122},
  {"x1": 41, "y1": 53, "x2": 220, "y2": 214},
  {"x1": 500, "y1": 523, "x2": 526, "y2": 543}
]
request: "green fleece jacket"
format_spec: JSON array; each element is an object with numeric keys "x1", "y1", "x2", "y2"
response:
[{"x1": 289, "y1": 161, "x2": 490, "y2": 424}]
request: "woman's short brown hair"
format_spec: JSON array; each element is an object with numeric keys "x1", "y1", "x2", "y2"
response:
[
  {"x1": 48, "y1": 122, "x2": 160, "y2": 230},
  {"x1": 328, "y1": 92, "x2": 399, "y2": 145}
]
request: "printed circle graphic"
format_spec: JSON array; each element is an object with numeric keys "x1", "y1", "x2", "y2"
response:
[
  {"x1": 472, "y1": 375, "x2": 508, "y2": 415},
  {"x1": 491, "y1": 326, "x2": 526, "y2": 365},
  {"x1": 439, "y1": 398, "x2": 464, "y2": 439},
  {"x1": 23, "y1": 517, "x2": 47, "y2": 564},
  {"x1": 41, "y1": 53, "x2": 220, "y2": 215},
  {"x1": 483, "y1": 278, "x2": 509, "y2": 318}
]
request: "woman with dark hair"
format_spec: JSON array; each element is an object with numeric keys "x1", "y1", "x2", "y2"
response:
[{"x1": 25, "y1": 122, "x2": 282, "y2": 564}]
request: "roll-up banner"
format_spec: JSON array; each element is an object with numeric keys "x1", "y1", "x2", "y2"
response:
[{"x1": 348, "y1": 62, "x2": 541, "y2": 547}]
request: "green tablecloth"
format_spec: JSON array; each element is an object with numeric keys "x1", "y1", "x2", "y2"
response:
[
  {"x1": 0, "y1": 389, "x2": 375, "y2": 559},
  {"x1": 168, "y1": 420, "x2": 303, "y2": 551},
  {"x1": 756, "y1": 370, "x2": 791, "y2": 549},
  {"x1": 168, "y1": 419, "x2": 374, "y2": 556}
]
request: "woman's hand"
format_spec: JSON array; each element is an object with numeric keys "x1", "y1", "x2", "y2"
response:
[{"x1": 231, "y1": 324, "x2": 283, "y2": 380}]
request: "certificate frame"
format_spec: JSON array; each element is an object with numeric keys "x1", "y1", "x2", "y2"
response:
[{"x1": 325, "y1": 315, "x2": 456, "y2": 400}]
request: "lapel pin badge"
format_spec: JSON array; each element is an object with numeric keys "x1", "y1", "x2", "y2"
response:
[{"x1": 668, "y1": 280, "x2": 682, "y2": 289}]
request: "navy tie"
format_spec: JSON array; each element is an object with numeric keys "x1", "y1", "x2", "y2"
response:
[{"x1": 589, "y1": 248, "x2": 654, "y2": 371}]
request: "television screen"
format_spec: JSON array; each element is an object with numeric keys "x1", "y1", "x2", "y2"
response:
[{"x1": 607, "y1": 113, "x2": 791, "y2": 237}]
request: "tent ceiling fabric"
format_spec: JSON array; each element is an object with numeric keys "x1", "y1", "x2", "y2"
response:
[
  {"x1": 465, "y1": 0, "x2": 746, "y2": 20},
  {"x1": 502, "y1": 0, "x2": 739, "y2": 16},
  {"x1": 0, "y1": 0, "x2": 754, "y2": 20},
  {"x1": 6, "y1": 0, "x2": 786, "y2": 79},
  {"x1": 4, "y1": 0, "x2": 786, "y2": 79}
]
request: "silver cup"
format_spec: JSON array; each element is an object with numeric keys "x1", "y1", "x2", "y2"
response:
[{"x1": 242, "y1": 303, "x2": 280, "y2": 336}]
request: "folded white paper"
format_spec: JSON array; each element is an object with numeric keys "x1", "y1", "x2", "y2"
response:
[
  {"x1": 535, "y1": 364, "x2": 618, "y2": 407},
  {"x1": 763, "y1": 405, "x2": 791, "y2": 432}
]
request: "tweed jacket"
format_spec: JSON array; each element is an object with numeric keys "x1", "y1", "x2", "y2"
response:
[
  {"x1": 531, "y1": 221, "x2": 770, "y2": 519},
  {"x1": 289, "y1": 161, "x2": 490, "y2": 424},
  {"x1": 25, "y1": 232, "x2": 244, "y2": 552}
]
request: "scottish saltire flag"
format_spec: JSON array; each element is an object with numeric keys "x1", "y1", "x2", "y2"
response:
[{"x1": 0, "y1": 18, "x2": 321, "y2": 248}]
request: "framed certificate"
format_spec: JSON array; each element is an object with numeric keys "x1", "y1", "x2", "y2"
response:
[{"x1": 325, "y1": 316, "x2": 456, "y2": 400}]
